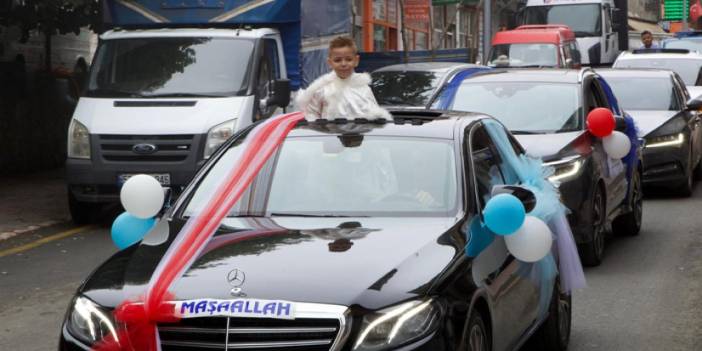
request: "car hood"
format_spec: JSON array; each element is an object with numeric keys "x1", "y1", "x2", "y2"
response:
[
  {"x1": 514, "y1": 131, "x2": 585, "y2": 160},
  {"x1": 81, "y1": 216, "x2": 462, "y2": 311},
  {"x1": 625, "y1": 110, "x2": 679, "y2": 136}
]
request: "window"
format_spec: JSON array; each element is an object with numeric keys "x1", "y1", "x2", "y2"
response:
[
  {"x1": 469, "y1": 125, "x2": 505, "y2": 210},
  {"x1": 256, "y1": 39, "x2": 280, "y2": 119}
]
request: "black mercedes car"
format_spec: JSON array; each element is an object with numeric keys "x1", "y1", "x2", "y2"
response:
[
  {"x1": 597, "y1": 68, "x2": 702, "y2": 196},
  {"x1": 430, "y1": 68, "x2": 644, "y2": 266},
  {"x1": 60, "y1": 112, "x2": 570, "y2": 351}
]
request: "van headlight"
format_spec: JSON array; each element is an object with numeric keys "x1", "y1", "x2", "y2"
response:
[
  {"x1": 67, "y1": 119, "x2": 91, "y2": 159},
  {"x1": 545, "y1": 156, "x2": 584, "y2": 183},
  {"x1": 352, "y1": 299, "x2": 441, "y2": 351},
  {"x1": 65, "y1": 296, "x2": 118, "y2": 346},
  {"x1": 204, "y1": 119, "x2": 237, "y2": 159}
]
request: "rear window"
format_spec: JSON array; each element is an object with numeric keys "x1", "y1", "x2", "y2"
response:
[
  {"x1": 614, "y1": 57, "x2": 702, "y2": 86},
  {"x1": 371, "y1": 71, "x2": 440, "y2": 107}
]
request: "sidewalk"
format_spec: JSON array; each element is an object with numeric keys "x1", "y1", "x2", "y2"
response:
[{"x1": 0, "y1": 168, "x2": 70, "y2": 239}]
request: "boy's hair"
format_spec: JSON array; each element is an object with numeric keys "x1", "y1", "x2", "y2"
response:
[
  {"x1": 329, "y1": 36, "x2": 357, "y2": 54},
  {"x1": 641, "y1": 30, "x2": 652, "y2": 37}
]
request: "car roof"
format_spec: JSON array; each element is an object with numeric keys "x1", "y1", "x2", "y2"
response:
[
  {"x1": 287, "y1": 111, "x2": 489, "y2": 140},
  {"x1": 596, "y1": 68, "x2": 675, "y2": 79},
  {"x1": 492, "y1": 25, "x2": 575, "y2": 45},
  {"x1": 372, "y1": 62, "x2": 479, "y2": 74},
  {"x1": 456, "y1": 68, "x2": 584, "y2": 84},
  {"x1": 616, "y1": 50, "x2": 702, "y2": 61}
]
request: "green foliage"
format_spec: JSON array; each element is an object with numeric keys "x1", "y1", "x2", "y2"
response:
[{"x1": 1, "y1": 0, "x2": 101, "y2": 40}]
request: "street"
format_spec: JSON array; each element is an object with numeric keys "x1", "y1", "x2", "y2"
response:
[{"x1": 0, "y1": 186, "x2": 700, "y2": 350}]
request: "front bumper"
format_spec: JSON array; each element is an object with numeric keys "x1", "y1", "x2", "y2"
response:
[{"x1": 641, "y1": 144, "x2": 688, "y2": 187}]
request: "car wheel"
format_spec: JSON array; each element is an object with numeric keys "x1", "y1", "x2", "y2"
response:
[
  {"x1": 528, "y1": 281, "x2": 572, "y2": 351},
  {"x1": 676, "y1": 148, "x2": 694, "y2": 197},
  {"x1": 579, "y1": 186, "x2": 606, "y2": 267},
  {"x1": 68, "y1": 191, "x2": 99, "y2": 225},
  {"x1": 462, "y1": 309, "x2": 490, "y2": 351},
  {"x1": 612, "y1": 170, "x2": 642, "y2": 236}
]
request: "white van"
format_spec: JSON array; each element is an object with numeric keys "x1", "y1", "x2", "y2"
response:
[{"x1": 518, "y1": 0, "x2": 628, "y2": 65}]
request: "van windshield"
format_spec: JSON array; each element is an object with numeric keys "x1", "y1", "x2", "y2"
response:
[
  {"x1": 524, "y1": 4, "x2": 602, "y2": 37},
  {"x1": 87, "y1": 37, "x2": 254, "y2": 98},
  {"x1": 489, "y1": 43, "x2": 559, "y2": 67}
]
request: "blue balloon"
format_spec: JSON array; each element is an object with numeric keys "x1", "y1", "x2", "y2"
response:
[
  {"x1": 483, "y1": 194, "x2": 526, "y2": 235},
  {"x1": 111, "y1": 212, "x2": 156, "y2": 249}
]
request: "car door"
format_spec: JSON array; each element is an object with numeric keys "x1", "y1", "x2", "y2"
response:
[
  {"x1": 602, "y1": 4, "x2": 618, "y2": 63},
  {"x1": 586, "y1": 78, "x2": 627, "y2": 212},
  {"x1": 673, "y1": 73, "x2": 702, "y2": 165},
  {"x1": 466, "y1": 122, "x2": 539, "y2": 351}
]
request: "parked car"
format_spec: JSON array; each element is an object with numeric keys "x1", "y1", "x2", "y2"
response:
[
  {"x1": 661, "y1": 31, "x2": 702, "y2": 53},
  {"x1": 488, "y1": 25, "x2": 581, "y2": 68},
  {"x1": 60, "y1": 112, "x2": 571, "y2": 351},
  {"x1": 370, "y1": 62, "x2": 489, "y2": 109},
  {"x1": 598, "y1": 68, "x2": 702, "y2": 195},
  {"x1": 613, "y1": 48, "x2": 702, "y2": 99},
  {"x1": 431, "y1": 68, "x2": 643, "y2": 266}
]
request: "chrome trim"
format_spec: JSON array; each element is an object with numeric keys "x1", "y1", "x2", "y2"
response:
[
  {"x1": 159, "y1": 326, "x2": 337, "y2": 334},
  {"x1": 543, "y1": 154, "x2": 582, "y2": 167},
  {"x1": 227, "y1": 339, "x2": 333, "y2": 349},
  {"x1": 224, "y1": 317, "x2": 231, "y2": 351}
]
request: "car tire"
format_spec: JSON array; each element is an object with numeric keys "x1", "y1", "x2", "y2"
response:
[
  {"x1": 528, "y1": 282, "x2": 572, "y2": 351},
  {"x1": 68, "y1": 191, "x2": 99, "y2": 225},
  {"x1": 462, "y1": 308, "x2": 491, "y2": 351},
  {"x1": 579, "y1": 186, "x2": 606, "y2": 267},
  {"x1": 612, "y1": 170, "x2": 642, "y2": 236}
]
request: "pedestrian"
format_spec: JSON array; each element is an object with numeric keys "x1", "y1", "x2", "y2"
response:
[
  {"x1": 639, "y1": 30, "x2": 659, "y2": 49},
  {"x1": 295, "y1": 36, "x2": 390, "y2": 120}
]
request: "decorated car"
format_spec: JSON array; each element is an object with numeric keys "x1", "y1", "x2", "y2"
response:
[{"x1": 60, "y1": 111, "x2": 584, "y2": 351}]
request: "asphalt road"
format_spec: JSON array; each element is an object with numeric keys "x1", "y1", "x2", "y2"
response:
[{"x1": 1, "y1": 189, "x2": 702, "y2": 351}]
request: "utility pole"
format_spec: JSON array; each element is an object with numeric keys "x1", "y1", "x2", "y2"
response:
[
  {"x1": 483, "y1": 0, "x2": 491, "y2": 63},
  {"x1": 683, "y1": 0, "x2": 689, "y2": 31}
]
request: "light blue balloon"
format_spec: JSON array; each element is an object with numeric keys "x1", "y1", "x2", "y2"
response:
[
  {"x1": 483, "y1": 194, "x2": 526, "y2": 235},
  {"x1": 111, "y1": 212, "x2": 156, "y2": 249}
]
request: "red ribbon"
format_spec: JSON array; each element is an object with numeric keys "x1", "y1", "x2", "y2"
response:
[{"x1": 93, "y1": 113, "x2": 304, "y2": 351}]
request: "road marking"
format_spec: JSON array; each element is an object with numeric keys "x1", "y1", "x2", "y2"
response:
[{"x1": 0, "y1": 226, "x2": 94, "y2": 258}]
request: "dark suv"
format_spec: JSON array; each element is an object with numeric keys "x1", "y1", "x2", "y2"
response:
[
  {"x1": 431, "y1": 68, "x2": 644, "y2": 266},
  {"x1": 60, "y1": 112, "x2": 571, "y2": 351}
]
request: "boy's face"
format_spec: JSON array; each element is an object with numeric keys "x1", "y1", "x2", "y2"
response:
[
  {"x1": 327, "y1": 46, "x2": 359, "y2": 79},
  {"x1": 642, "y1": 33, "x2": 653, "y2": 48}
]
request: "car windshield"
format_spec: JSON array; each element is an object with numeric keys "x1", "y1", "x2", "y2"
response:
[
  {"x1": 614, "y1": 58, "x2": 702, "y2": 86},
  {"x1": 182, "y1": 135, "x2": 459, "y2": 217},
  {"x1": 662, "y1": 39, "x2": 702, "y2": 53},
  {"x1": 603, "y1": 76, "x2": 678, "y2": 111},
  {"x1": 371, "y1": 71, "x2": 441, "y2": 106},
  {"x1": 87, "y1": 37, "x2": 254, "y2": 98},
  {"x1": 442, "y1": 82, "x2": 581, "y2": 133},
  {"x1": 488, "y1": 43, "x2": 559, "y2": 67},
  {"x1": 524, "y1": 4, "x2": 602, "y2": 37}
]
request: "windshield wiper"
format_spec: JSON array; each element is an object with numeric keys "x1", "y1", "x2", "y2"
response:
[
  {"x1": 88, "y1": 89, "x2": 145, "y2": 98},
  {"x1": 270, "y1": 212, "x2": 364, "y2": 218},
  {"x1": 143, "y1": 92, "x2": 228, "y2": 98},
  {"x1": 511, "y1": 130, "x2": 543, "y2": 135}
]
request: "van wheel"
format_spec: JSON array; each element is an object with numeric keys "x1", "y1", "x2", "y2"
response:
[
  {"x1": 579, "y1": 186, "x2": 606, "y2": 267},
  {"x1": 463, "y1": 309, "x2": 490, "y2": 351},
  {"x1": 612, "y1": 170, "x2": 642, "y2": 236},
  {"x1": 68, "y1": 191, "x2": 99, "y2": 225},
  {"x1": 528, "y1": 282, "x2": 572, "y2": 351}
]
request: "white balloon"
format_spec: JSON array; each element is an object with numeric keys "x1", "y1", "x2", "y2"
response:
[
  {"x1": 603, "y1": 131, "x2": 631, "y2": 159},
  {"x1": 505, "y1": 216, "x2": 553, "y2": 262},
  {"x1": 120, "y1": 174, "x2": 164, "y2": 219}
]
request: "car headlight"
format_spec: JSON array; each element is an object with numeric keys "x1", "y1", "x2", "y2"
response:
[
  {"x1": 352, "y1": 299, "x2": 441, "y2": 351},
  {"x1": 67, "y1": 119, "x2": 90, "y2": 159},
  {"x1": 545, "y1": 156, "x2": 584, "y2": 183},
  {"x1": 645, "y1": 133, "x2": 685, "y2": 149},
  {"x1": 204, "y1": 119, "x2": 237, "y2": 159},
  {"x1": 66, "y1": 296, "x2": 118, "y2": 346}
]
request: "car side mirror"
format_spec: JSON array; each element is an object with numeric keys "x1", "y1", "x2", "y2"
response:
[
  {"x1": 267, "y1": 79, "x2": 291, "y2": 108},
  {"x1": 491, "y1": 184, "x2": 536, "y2": 213},
  {"x1": 687, "y1": 97, "x2": 702, "y2": 110},
  {"x1": 614, "y1": 115, "x2": 628, "y2": 132}
]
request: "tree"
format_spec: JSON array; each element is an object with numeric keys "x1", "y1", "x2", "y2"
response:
[{"x1": 0, "y1": 0, "x2": 101, "y2": 71}]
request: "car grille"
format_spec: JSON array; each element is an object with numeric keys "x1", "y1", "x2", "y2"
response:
[
  {"x1": 97, "y1": 134, "x2": 195, "y2": 162},
  {"x1": 158, "y1": 317, "x2": 341, "y2": 351}
]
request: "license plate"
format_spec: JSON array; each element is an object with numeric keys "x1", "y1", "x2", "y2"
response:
[{"x1": 118, "y1": 173, "x2": 171, "y2": 186}]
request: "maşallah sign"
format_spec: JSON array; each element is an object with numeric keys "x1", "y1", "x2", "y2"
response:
[{"x1": 405, "y1": 0, "x2": 430, "y2": 21}]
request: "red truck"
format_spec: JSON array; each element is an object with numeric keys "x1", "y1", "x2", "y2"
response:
[{"x1": 488, "y1": 25, "x2": 581, "y2": 68}]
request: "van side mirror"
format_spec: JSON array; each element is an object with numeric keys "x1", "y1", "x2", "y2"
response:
[
  {"x1": 491, "y1": 184, "x2": 536, "y2": 213},
  {"x1": 687, "y1": 97, "x2": 702, "y2": 110},
  {"x1": 267, "y1": 79, "x2": 291, "y2": 108}
]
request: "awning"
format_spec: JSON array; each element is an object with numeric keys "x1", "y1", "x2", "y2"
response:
[{"x1": 628, "y1": 18, "x2": 667, "y2": 34}]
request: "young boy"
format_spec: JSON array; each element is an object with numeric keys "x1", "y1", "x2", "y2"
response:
[{"x1": 295, "y1": 36, "x2": 390, "y2": 120}]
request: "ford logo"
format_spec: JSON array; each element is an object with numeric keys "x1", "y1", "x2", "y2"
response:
[{"x1": 132, "y1": 143, "x2": 157, "y2": 155}]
